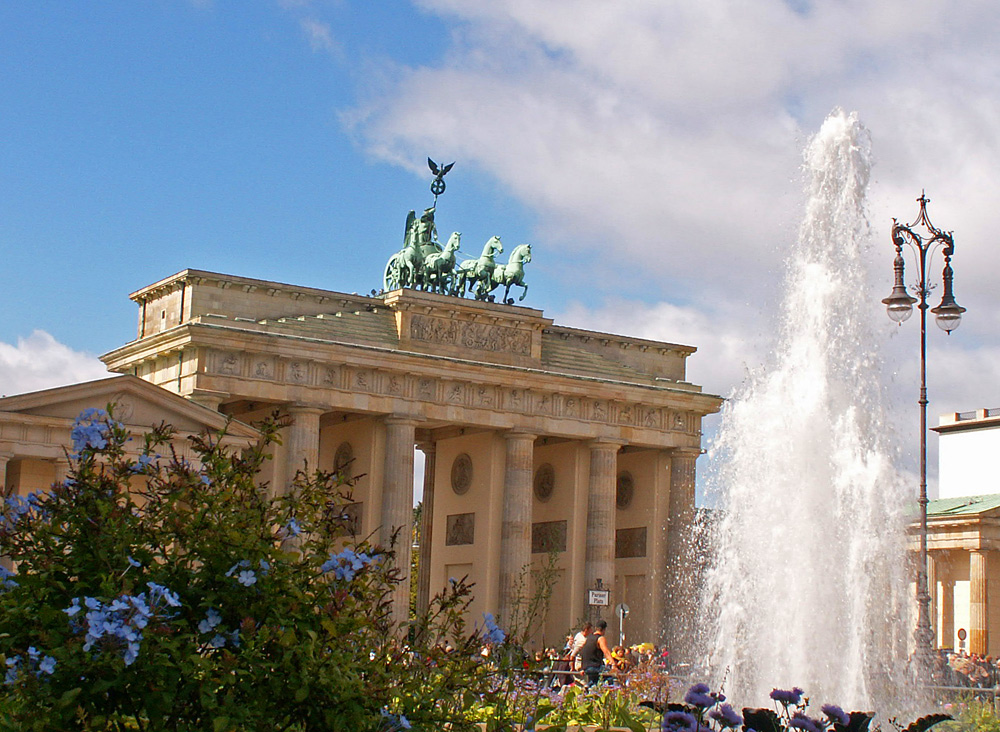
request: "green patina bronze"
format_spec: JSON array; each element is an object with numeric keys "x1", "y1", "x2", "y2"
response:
[{"x1": 381, "y1": 160, "x2": 532, "y2": 303}]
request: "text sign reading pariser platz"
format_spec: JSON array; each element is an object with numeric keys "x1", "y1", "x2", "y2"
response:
[{"x1": 588, "y1": 589, "x2": 610, "y2": 606}]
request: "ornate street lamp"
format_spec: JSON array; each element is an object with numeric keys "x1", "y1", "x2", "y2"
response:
[{"x1": 883, "y1": 192, "x2": 965, "y2": 676}]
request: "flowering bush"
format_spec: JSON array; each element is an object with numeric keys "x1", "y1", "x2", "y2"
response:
[
  {"x1": 0, "y1": 409, "x2": 490, "y2": 731},
  {"x1": 654, "y1": 683, "x2": 952, "y2": 732}
]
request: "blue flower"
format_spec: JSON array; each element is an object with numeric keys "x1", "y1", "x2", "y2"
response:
[
  {"x1": 209, "y1": 634, "x2": 227, "y2": 648},
  {"x1": 130, "y1": 454, "x2": 154, "y2": 473},
  {"x1": 482, "y1": 612, "x2": 506, "y2": 645},
  {"x1": 770, "y1": 687, "x2": 805, "y2": 706},
  {"x1": 284, "y1": 518, "x2": 302, "y2": 537},
  {"x1": 709, "y1": 703, "x2": 744, "y2": 728},
  {"x1": 67, "y1": 584, "x2": 179, "y2": 666},
  {"x1": 70, "y1": 409, "x2": 112, "y2": 457},
  {"x1": 662, "y1": 710, "x2": 698, "y2": 732},
  {"x1": 127, "y1": 556, "x2": 142, "y2": 568},
  {"x1": 685, "y1": 682, "x2": 717, "y2": 708},
  {"x1": 237, "y1": 570, "x2": 257, "y2": 587},
  {"x1": 320, "y1": 549, "x2": 378, "y2": 582},
  {"x1": 2, "y1": 493, "x2": 47, "y2": 529},
  {"x1": 226, "y1": 560, "x2": 251, "y2": 577},
  {"x1": 37, "y1": 656, "x2": 56, "y2": 676},
  {"x1": 147, "y1": 582, "x2": 181, "y2": 608},
  {"x1": 0, "y1": 565, "x2": 17, "y2": 591},
  {"x1": 4, "y1": 656, "x2": 20, "y2": 685},
  {"x1": 789, "y1": 713, "x2": 823, "y2": 732},
  {"x1": 380, "y1": 709, "x2": 411, "y2": 730},
  {"x1": 198, "y1": 608, "x2": 222, "y2": 634},
  {"x1": 821, "y1": 705, "x2": 849, "y2": 727}
]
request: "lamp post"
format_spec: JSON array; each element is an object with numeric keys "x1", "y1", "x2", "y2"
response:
[{"x1": 882, "y1": 192, "x2": 965, "y2": 676}]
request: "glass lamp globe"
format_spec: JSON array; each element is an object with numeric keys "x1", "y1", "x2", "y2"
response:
[{"x1": 883, "y1": 288, "x2": 916, "y2": 323}]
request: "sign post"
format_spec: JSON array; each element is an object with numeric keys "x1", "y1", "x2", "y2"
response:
[{"x1": 615, "y1": 603, "x2": 630, "y2": 646}]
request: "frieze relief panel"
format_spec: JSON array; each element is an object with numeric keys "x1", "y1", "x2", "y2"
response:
[
  {"x1": 251, "y1": 357, "x2": 274, "y2": 380},
  {"x1": 615, "y1": 403, "x2": 635, "y2": 426},
  {"x1": 409, "y1": 314, "x2": 531, "y2": 356},
  {"x1": 322, "y1": 365, "x2": 340, "y2": 387},
  {"x1": 215, "y1": 351, "x2": 242, "y2": 376},
  {"x1": 202, "y1": 347, "x2": 684, "y2": 437},
  {"x1": 506, "y1": 388, "x2": 525, "y2": 412},
  {"x1": 287, "y1": 360, "x2": 310, "y2": 385},
  {"x1": 445, "y1": 381, "x2": 467, "y2": 405},
  {"x1": 416, "y1": 377, "x2": 437, "y2": 401},
  {"x1": 385, "y1": 373, "x2": 405, "y2": 397},
  {"x1": 474, "y1": 385, "x2": 496, "y2": 408},
  {"x1": 592, "y1": 400, "x2": 608, "y2": 421},
  {"x1": 352, "y1": 368, "x2": 374, "y2": 392}
]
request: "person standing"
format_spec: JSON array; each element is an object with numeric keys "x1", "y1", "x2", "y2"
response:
[
  {"x1": 579, "y1": 620, "x2": 612, "y2": 687},
  {"x1": 568, "y1": 622, "x2": 592, "y2": 660}
]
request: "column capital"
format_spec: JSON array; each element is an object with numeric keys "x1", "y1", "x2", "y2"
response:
[
  {"x1": 504, "y1": 430, "x2": 537, "y2": 442},
  {"x1": 416, "y1": 440, "x2": 437, "y2": 455},
  {"x1": 285, "y1": 403, "x2": 327, "y2": 415},
  {"x1": 383, "y1": 414, "x2": 421, "y2": 427},
  {"x1": 670, "y1": 446, "x2": 703, "y2": 459},
  {"x1": 587, "y1": 439, "x2": 623, "y2": 451}
]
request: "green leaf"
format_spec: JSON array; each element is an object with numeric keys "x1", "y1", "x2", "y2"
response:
[
  {"x1": 56, "y1": 687, "x2": 82, "y2": 707},
  {"x1": 295, "y1": 686, "x2": 309, "y2": 703},
  {"x1": 213, "y1": 716, "x2": 231, "y2": 732}
]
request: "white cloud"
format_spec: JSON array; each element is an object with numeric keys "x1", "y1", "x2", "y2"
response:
[
  {"x1": 300, "y1": 18, "x2": 340, "y2": 56},
  {"x1": 346, "y1": 0, "x2": 1000, "y2": 490},
  {"x1": 0, "y1": 331, "x2": 112, "y2": 398}
]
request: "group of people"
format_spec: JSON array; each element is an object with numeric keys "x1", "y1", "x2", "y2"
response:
[
  {"x1": 526, "y1": 621, "x2": 667, "y2": 689},
  {"x1": 932, "y1": 649, "x2": 1000, "y2": 688}
]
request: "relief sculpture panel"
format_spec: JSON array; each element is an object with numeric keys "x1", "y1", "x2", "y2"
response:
[{"x1": 409, "y1": 314, "x2": 531, "y2": 355}]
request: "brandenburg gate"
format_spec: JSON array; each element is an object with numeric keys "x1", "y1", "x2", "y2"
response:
[{"x1": 101, "y1": 264, "x2": 720, "y2": 651}]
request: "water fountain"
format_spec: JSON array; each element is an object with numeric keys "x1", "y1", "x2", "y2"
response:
[{"x1": 700, "y1": 109, "x2": 913, "y2": 709}]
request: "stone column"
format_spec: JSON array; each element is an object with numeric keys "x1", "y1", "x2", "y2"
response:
[
  {"x1": 281, "y1": 405, "x2": 324, "y2": 496},
  {"x1": 665, "y1": 448, "x2": 700, "y2": 659},
  {"x1": 188, "y1": 388, "x2": 229, "y2": 412},
  {"x1": 498, "y1": 432, "x2": 536, "y2": 628},
  {"x1": 941, "y1": 578, "x2": 955, "y2": 650},
  {"x1": 381, "y1": 416, "x2": 417, "y2": 625},
  {"x1": 52, "y1": 458, "x2": 71, "y2": 487},
  {"x1": 927, "y1": 553, "x2": 937, "y2": 647},
  {"x1": 649, "y1": 450, "x2": 671, "y2": 643},
  {"x1": 0, "y1": 454, "x2": 12, "y2": 571},
  {"x1": 415, "y1": 441, "x2": 437, "y2": 615},
  {"x1": 970, "y1": 549, "x2": 989, "y2": 655},
  {"x1": 584, "y1": 441, "x2": 619, "y2": 623},
  {"x1": 0, "y1": 453, "x2": 12, "y2": 497}
]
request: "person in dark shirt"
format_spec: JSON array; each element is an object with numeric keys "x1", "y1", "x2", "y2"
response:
[{"x1": 579, "y1": 619, "x2": 612, "y2": 687}]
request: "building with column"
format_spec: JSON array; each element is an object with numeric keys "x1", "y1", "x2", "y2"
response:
[
  {"x1": 98, "y1": 269, "x2": 722, "y2": 650},
  {"x1": 0, "y1": 374, "x2": 260, "y2": 573},
  {"x1": 920, "y1": 408, "x2": 1000, "y2": 656}
]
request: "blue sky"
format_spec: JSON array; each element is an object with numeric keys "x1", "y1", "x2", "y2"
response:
[
  {"x1": 0, "y1": 2, "x2": 542, "y2": 356},
  {"x1": 3, "y1": 1, "x2": 1000, "y2": 493}
]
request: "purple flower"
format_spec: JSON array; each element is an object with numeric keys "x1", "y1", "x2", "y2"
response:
[
  {"x1": 770, "y1": 687, "x2": 805, "y2": 705},
  {"x1": 709, "y1": 704, "x2": 744, "y2": 728},
  {"x1": 685, "y1": 682, "x2": 717, "y2": 709},
  {"x1": 662, "y1": 710, "x2": 698, "y2": 732},
  {"x1": 821, "y1": 705, "x2": 849, "y2": 727},
  {"x1": 789, "y1": 713, "x2": 823, "y2": 732}
]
